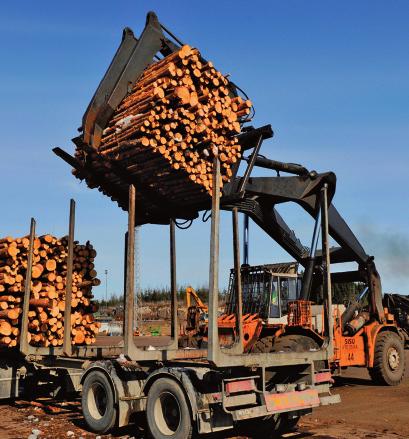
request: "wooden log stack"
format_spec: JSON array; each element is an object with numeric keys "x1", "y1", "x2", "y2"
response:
[
  {"x1": 73, "y1": 44, "x2": 252, "y2": 207},
  {"x1": 0, "y1": 235, "x2": 100, "y2": 348}
]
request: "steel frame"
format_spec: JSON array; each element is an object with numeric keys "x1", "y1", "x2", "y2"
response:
[
  {"x1": 43, "y1": 144, "x2": 336, "y2": 367},
  {"x1": 63, "y1": 148, "x2": 332, "y2": 367},
  {"x1": 114, "y1": 156, "x2": 334, "y2": 367}
]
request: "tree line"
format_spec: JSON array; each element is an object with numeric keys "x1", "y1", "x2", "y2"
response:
[
  {"x1": 96, "y1": 282, "x2": 365, "y2": 308},
  {"x1": 97, "y1": 285, "x2": 226, "y2": 308}
]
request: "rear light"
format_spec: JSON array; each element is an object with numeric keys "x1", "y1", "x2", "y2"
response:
[
  {"x1": 314, "y1": 371, "x2": 333, "y2": 384},
  {"x1": 225, "y1": 379, "x2": 255, "y2": 396}
]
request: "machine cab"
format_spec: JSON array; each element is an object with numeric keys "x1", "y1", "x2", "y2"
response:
[{"x1": 225, "y1": 262, "x2": 302, "y2": 324}]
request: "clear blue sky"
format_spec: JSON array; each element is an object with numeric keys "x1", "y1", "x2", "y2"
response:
[{"x1": 1, "y1": 1, "x2": 408, "y2": 299}]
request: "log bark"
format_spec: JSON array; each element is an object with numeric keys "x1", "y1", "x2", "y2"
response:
[{"x1": 0, "y1": 234, "x2": 100, "y2": 348}]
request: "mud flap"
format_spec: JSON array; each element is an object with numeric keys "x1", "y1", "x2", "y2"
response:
[{"x1": 319, "y1": 393, "x2": 341, "y2": 406}]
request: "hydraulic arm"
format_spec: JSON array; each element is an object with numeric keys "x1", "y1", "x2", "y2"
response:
[{"x1": 222, "y1": 130, "x2": 384, "y2": 322}]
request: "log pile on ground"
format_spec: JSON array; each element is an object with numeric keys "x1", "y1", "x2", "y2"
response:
[
  {"x1": 73, "y1": 44, "x2": 252, "y2": 205},
  {"x1": 0, "y1": 235, "x2": 100, "y2": 348}
]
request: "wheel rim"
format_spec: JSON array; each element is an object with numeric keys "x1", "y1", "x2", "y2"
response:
[
  {"x1": 387, "y1": 347, "x2": 400, "y2": 371},
  {"x1": 87, "y1": 382, "x2": 108, "y2": 420},
  {"x1": 154, "y1": 391, "x2": 181, "y2": 436},
  {"x1": 388, "y1": 347, "x2": 400, "y2": 370}
]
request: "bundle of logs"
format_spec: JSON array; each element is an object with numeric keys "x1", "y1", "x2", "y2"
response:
[
  {"x1": 74, "y1": 44, "x2": 252, "y2": 204},
  {"x1": 0, "y1": 235, "x2": 100, "y2": 348}
]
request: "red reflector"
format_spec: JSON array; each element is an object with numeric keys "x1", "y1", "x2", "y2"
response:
[
  {"x1": 314, "y1": 372, "x2": 333, "y2": 383},
  {"x1": 225, "y1": 379, "x2": 255, "y2": 395},
  {"x1": 264, "y1": 389, "x2": 320, "y2": 412}
]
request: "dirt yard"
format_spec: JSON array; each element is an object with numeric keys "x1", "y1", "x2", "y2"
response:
[{"x1": 1, "y1": 353, "x2": 408, "y2": 439}]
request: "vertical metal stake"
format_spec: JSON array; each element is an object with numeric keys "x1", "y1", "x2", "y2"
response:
[
  {"x1": 124, "y1": 185, "x2": 136, "y2": 356},
  {"x1": 243, "y1": 214, "x2": 249, "y2": 265},
  {"x1": 170, "y1": 220, "x2": 178, "y2": 342},
  {"x1": 232, "y1": 209, "x2": 243, "y2": 351},
  {"x1": 320, "y1": 184, "x2": 333, "y2": 355},
  {"x1": 208, "y1": 157, "x2": 221, "y2": 363},
  {"x1": 261, "y1": 367, "x2": 266, "y2": 392},
  {"x1": 300, "y1": 207, "x2": 321, "y2": 300},
  {"x1": 20, "y1": 218, "x2": 36, "y2": 355},
  {"x1": 63, "y1": 199, "x2": 75, "y2": 356},
  {"x1": 123, "y1": 232, "x2": 128, "y2": 336}
]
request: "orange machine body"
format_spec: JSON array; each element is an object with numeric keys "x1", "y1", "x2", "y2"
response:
[
  {"x1": 183, "y1": 289, "x2": 402, "y2": 372},
  {"x1": 217, "y1": 313, "x2": 263, "y2": 351},
  {"x1": 277, "y1": 302, "x2": 401, "y2": 371},
  {"x1": 331, "y1": 305, "x2": 399, "y2": 369}
]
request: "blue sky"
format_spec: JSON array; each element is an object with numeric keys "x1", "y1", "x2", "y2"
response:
[{"x1": 1, "y1": 1, "x2": 408, "y2": 298}]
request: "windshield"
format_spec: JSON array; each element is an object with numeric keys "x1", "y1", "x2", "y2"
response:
[
  {"x1": 280, "y1": 278, "x2": 299, "y2": 314},
  {"x1": 269, "y1": 279, "x2": 280, "y2": 317},
  {"x1": 268, "y1": 277, "x2": 300, "y2": 318}
]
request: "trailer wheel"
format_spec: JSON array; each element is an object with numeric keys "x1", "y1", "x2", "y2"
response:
[
  {"x1": 368, "y1": 331, "x2": 405, "y2": 386},
  {"x1": 146, "y1": 377, "x2": 192, "y2": 439},
  {"x1": 81, "y1": 370, "x2": 117, "y2": 434}
]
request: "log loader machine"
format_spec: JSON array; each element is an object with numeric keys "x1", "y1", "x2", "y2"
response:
[{"x1": 205, "y1": 170, "x2": 407, "y2": 386}]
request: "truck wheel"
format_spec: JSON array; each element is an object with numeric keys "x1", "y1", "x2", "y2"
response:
[
  {"x1": 368, "y1": 331, "x2": 405, "y2": 386},
  {"x1": 146, "y1": 377, "x2": 193, "y2": 439},
  {"x1": 81, "y1": 370, "x2": 117, "y2": 434}
]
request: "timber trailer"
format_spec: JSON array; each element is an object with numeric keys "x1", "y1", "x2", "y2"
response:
[{"x1": 0, "y1": 12, "x2": 340, "y2": 438}]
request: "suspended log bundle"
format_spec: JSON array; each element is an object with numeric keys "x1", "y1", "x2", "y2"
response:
[
  {"x1": 0, "y1": 235, "x2": 100, "y2": 348},
  {"x1": 72, "y1": 44, "x2": 252, "y2": 214}
]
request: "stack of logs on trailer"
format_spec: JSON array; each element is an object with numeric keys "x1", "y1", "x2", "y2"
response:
[
  {"x1": 0, "y1": 235, "x2": 101, "y2": 348},
  {"x1": 73, "y1": 44, "x2": 252, "y2": 209}
]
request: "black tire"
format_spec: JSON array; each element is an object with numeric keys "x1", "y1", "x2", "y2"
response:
[
  {"x1": 368, "y1": 331, "x2": 405, "y2": 386},
  {"x1": 276, "y1": 412, "x2": 300, "y2": 435},
  {"x1": 146, "y1": 377, "x2": 193, "y2": 439},
  {"x1": 272, "y1": 334, "x2": 320, "y2": 354},
  {"x1": 239, "y1": 414, "x2": 279, "y2": 439},
  {"x1": 251, "y1": 335, "x2": 275, "y2": 354},
  {"x1": 81, "y1": 370, "x2": 117, "y2": 434},
  {"x1": 252, "y1": 334, "x2": 324, "y2": 371}
]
